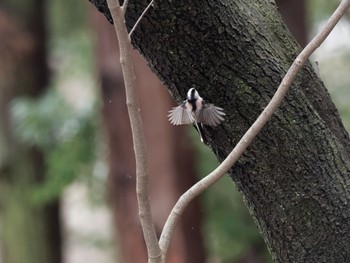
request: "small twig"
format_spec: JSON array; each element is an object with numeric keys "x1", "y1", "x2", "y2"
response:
[
  {"x1": 158, "y1": 0, "x2": 350, "y2": 259},
  {"x1": 129, "y1": 0, "x2": 154, "y2": 37},
  {"x1": 122, "y1": 0, "x2": 129, "y2": 14},
  {"x1": 106, "y1": 0, "x2": 161, "y2": 262}
]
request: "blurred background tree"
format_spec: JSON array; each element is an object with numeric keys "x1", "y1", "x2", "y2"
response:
[
  {"x1": 0, "y1": 0, "x2": 62, "y2": 262},
  {"x1": 0, "y1": 0, "x2": 349, "y2": 262},
  {"x1": 0, "y1": 0, "x2": 96, "y2": 262}
]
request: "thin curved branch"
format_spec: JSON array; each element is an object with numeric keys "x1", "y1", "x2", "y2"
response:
[
  {"x1": 106, "y1": 0, "x2": 161, "y2": 262},
  {"x1": 159, "y1": 0, "x2": 350, "y2": 259},
  {"x1": 129, "y1": 0, "x2": 154, "y2": 37}
]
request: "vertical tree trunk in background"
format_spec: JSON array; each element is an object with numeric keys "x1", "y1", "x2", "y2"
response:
[
  {"x1": 91, "y1": 10, "x2": 205, "y2": 263},
  {"x1": 0, "y1": 3, "x2": 61, "y2": 263},
  {"x1": 276, "y1": 0, "x2": 307, "y2": 47}
]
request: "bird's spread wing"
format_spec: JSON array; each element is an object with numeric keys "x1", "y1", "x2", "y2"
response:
[
  {"x1": 168, "y1": 102, "x2": 195, "y2": 125},
  {"x1": 196, "y1": 102, "x2": 225, "y2": 126}
]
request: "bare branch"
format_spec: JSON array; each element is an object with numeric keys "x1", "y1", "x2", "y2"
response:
[
  {"x1": 129, "y1": 0, "x2": 154, "y2": 37},
  {"x1": 106, "y1": 0, "x2": 161, "y2": 262},
  {"x1": 159, "y1": 0, "x2": 350, "y2": 258},
  {"x1": 122, "y1": 0, "x2": 129, "y2": 14}
]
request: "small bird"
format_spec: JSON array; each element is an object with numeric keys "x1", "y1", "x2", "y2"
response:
[{"x1": 168, "y1": 88, "x2": 225, "y2": 143}]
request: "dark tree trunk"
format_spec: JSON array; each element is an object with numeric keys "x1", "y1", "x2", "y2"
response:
[
  {"x1": 91, "y1": 10, "x2": 205, "y2": 263},
  {"x1": 89, "y1": 1, "x2": 350, "y2": 262},
  {"x1": 0, "y1": 4, "x2": 61, "y2": 263}
]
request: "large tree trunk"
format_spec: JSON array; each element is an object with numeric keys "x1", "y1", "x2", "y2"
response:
[
  {"x1": 91, "y1": 10, "x2": 205, "y2": 263},
  {"x1": 0, "y1": 3, "x2": 61, "y2": 263},
  {"x1": 89, "y1": 1, "x2": 350, "y2": 262}
]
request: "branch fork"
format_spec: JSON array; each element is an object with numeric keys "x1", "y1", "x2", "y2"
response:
[{"x1": 106, "y1": 0, "x2": 350, "y2": 261}]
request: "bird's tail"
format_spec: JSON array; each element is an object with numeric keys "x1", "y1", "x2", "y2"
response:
[{"x1": 194, "y1": 121, "x2": 207, "y2": 144}]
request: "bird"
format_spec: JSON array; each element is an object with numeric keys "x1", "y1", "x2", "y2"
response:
[{"x1": 168, "y1": 88, "x2": 225, "y2": 143}]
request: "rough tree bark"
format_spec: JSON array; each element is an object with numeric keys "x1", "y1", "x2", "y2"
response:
[
  {"x1": 89, "y1": 1, "x2": 350, "y2": 262},
  {"x1": 90, "y1": 10, "x2": 205, "y2": 263}
]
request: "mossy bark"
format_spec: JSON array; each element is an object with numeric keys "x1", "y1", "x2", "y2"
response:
[{"x1": 90, "y1": 1, "x2": 350, "y2": 262}]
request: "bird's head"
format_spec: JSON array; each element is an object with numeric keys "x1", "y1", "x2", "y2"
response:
[{"x1": 187, "y1": 88, "x2": 199, "y2": 101}]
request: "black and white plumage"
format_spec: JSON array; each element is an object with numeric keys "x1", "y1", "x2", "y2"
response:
[{"x1": 168, "y1": 88, "x2": 225, "y2": 143}]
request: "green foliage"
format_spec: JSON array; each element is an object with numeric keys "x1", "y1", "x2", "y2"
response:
[
  {"x1": 48, "y1": 0, "x2": 88, "y2": 39},
  {"x1": 307, "y1": 0, "x2": 339, "y2": 25},
  {"x1": 10, "y1": 89, "x2": 98, "y2": 204},
  {"x1": 11, "y1": 90, "x2": 73, "y2": 149},
  {"x1": 8, "y1": 0, "x2": 101, "y2": 205}
]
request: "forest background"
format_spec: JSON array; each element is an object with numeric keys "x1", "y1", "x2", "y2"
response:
[{"x1": 0, "y1": 0, "x2": 350, "y2": 262}]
